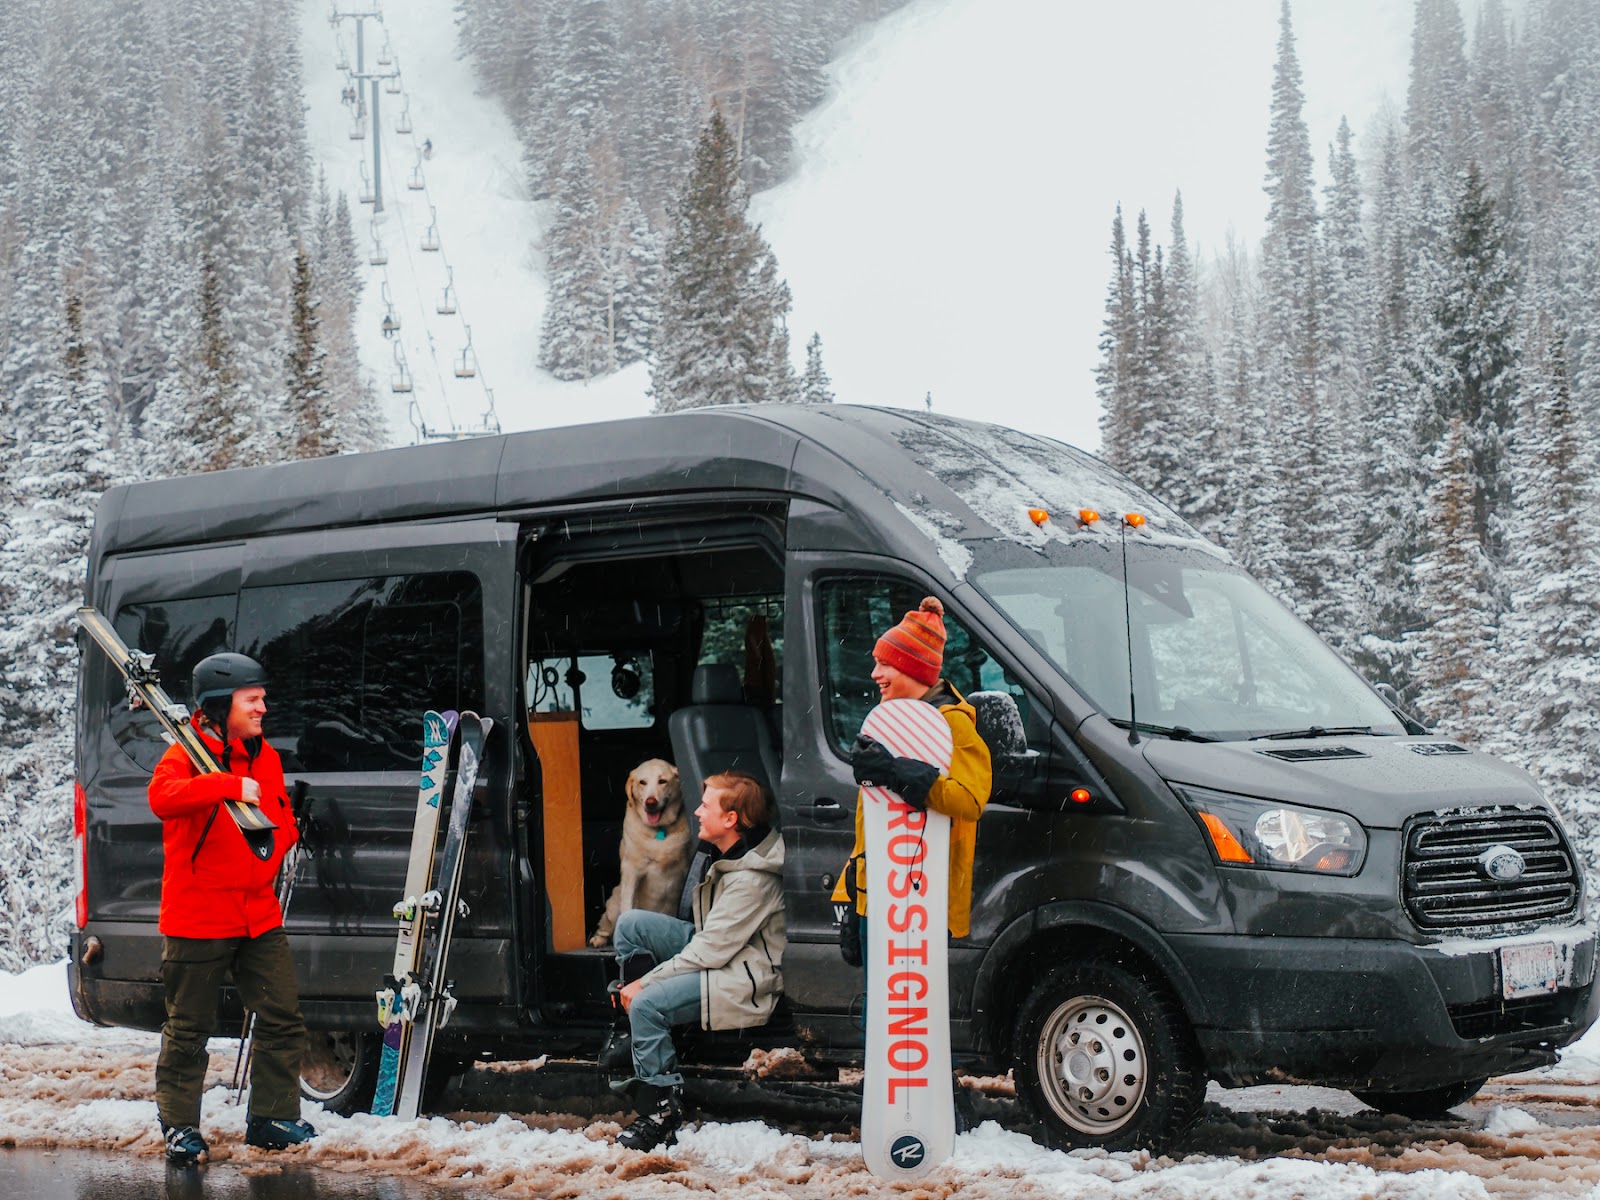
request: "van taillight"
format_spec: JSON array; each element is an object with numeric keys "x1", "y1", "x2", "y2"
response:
[{"x1": 73, "y1": 780, "x2": 88, "y2": 929}]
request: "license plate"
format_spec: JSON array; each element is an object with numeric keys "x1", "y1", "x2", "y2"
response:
[{"x1": 1501, "y1": 941, "x2": 1559, "y2": 1000}]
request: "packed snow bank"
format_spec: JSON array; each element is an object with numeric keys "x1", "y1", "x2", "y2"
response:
[{"x1": 9, "y1": 960, "x2": 1600, "y2": 1196}]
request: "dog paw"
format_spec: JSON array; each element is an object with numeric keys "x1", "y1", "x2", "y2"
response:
[{"x1": 590, "y1": 933, "x2": 612, "y2": 947}]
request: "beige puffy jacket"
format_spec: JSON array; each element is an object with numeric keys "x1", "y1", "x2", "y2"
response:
[{"x1": 637, "y1": 826, "x2": 787, "y2": 1030}]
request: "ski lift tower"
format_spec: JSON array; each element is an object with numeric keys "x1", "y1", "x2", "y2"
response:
[{"x1": 330, "y1": 6, "x2": 400, "y2": 211}]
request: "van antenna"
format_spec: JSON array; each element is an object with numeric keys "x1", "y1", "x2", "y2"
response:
[{"x1": 1120, "y1": 512, "x2": 1139, "y2": 746}]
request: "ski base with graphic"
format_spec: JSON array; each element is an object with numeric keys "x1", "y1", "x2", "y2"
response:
[
  {"x1": 372, "y1": 709, "x2": 460, "y2": 1117},
  {"x1": 393, "y1": 712, "x2": 492, "y2": 1121},
  {"x1": 860, "y1": 697, "x2": 955, "y2": 1181}
]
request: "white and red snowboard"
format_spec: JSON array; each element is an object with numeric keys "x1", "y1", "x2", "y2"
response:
[{"x1": 860, "y1": 697, "x2": 954, "y2": 1180}]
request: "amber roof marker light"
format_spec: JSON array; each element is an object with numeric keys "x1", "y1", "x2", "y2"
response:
[
  {"x1": 1027, "y1": 507, "x2": 1051, "y2": 527},
  {"x1": 1077, "y1": 508, "x2": 1100, "y2": 527}
]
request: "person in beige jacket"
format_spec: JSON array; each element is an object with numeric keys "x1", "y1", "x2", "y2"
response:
[{"x1": 611, "y1": 769, "x2": 786, "y2": 1150}]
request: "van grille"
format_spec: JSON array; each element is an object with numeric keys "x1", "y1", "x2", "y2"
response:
[{"x1": 1403, "y1": 809, "x2": 1579, "y2": 931}]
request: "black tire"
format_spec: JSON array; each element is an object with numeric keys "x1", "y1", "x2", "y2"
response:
[
  {"x1": 1350, "y1": 1077, "x2": 1488, "y2": 1119},
  {"x1": 300, "y1": 1029, "x2": 381, "y2": 1115},
  {"x1": 1013, "y1": 958, "x2": 1204, "y2": 1154}
]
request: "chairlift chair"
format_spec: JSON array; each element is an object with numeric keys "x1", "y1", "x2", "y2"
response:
[
  {"x1": 454, "y1": 327, "x2": 478, "y2": 379},
  {"x1": 391, "y1": 344, "x2": 413, "y2": 394},
  {"x1": 407, "y1": 160, "x2": 426, "y2": 191},
  {"x1": 382, "y1": 309, "x2": 400, "y2": 336},
  {"x1": 385, "y1": 72, "x2": 402, "y2": 95},
  {"x1": 437, "y1": 269, "x2": 457, "y2": 315},
  {"x1": 377, "y1": 38, "x2": 394, "y2": 66},
  {"x1": 396, "y1": 98, "x2": 413, "y2": 134},
  {"x1": 421, "y1": 206, "x2": 441, "y2": 252},
  {"x1": 358, "y1": 161, "x2": 374, "y2": 206},
  {"x1": 348, "y1": 118, "x2": 366, "y2": 141}
]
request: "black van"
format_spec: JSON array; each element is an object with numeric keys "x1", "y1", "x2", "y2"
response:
[{"x1": 70, "y1": 404, "x2": 1598, "y2": 1151}]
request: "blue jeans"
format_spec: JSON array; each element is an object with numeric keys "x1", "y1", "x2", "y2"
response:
[{"x1": 613, "y1": 909, "x2": 702, "y2": 1089}]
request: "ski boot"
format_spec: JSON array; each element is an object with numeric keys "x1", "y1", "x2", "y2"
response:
[
  {"x1": 162, "y1": 1123, "x2": 209, "y2": 1166},
  {"x1": 245, "y1": 1115, "x2": 319, "y2": 1150},
  {"x1": 616, "y1": 1083, "x2": 684, "y2": 1151}
]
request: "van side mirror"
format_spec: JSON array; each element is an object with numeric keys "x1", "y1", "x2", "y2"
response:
[{"x1": 1373, "y1": 682, "x2": 1431, "y2": 735}]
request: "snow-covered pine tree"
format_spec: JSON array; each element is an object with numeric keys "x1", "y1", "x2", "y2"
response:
[
  {"x1": 801, "y1": 332, "x2": 835, "y2": 403},
  {"x1": 1257, "y1": 0, "x2": 1345, "y2": 639},
  {"x1": 650, "y1": 109, "x2": 797, "y2": 411},
  {"x1": 1094, "y1": 206, "x2": 1139, "y2": 471},
  {"x1": 538, "y1": 145, "x2": 609, "y2": 381},
  {"x1": 1407, "y1": 415, "x2": 1499, "y2": 735},
  {"x1": 287, "y1": 241, "x2": 334, "y2": 457},
  {"x1": 1425, "y1": 163, "x2": 1521, "y2": 566},
  {"x1": 1492, "y1": 321, "x2": 1600, "y2": 806},
  {"x1": 0, "y1": 282, "x2": 109, "y2": 971}
]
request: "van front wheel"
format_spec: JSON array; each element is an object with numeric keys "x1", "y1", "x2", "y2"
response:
[{"x1": 1013, "y1": 959, "x2": 1203, "y2": 1154}]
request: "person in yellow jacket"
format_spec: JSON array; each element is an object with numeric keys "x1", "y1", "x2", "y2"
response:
[{"x1": 831, "y1": 595, "x2": 992, "y2": 939}]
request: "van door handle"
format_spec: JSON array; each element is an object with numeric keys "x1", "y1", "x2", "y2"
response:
[{"x1": 811, "y1": 798, "x2": 847, "y2": 823}]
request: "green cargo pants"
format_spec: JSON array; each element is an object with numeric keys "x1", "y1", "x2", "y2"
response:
[{"x1": 156, "y1": 927, "x2": 306, "y2": 1127}]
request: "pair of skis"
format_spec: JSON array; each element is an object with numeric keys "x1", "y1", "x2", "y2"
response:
[
  {"x1": 76, "y1": 606, "x2": 277, "y2": 859},
  {"x1": 371, "y1": 709, "x2": 492, "y2": 1119}
]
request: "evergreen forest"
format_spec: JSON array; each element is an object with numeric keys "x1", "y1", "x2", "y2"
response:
[
  {"x1": 1, "y1": 0, "x2": 1598, "y2": 975},
  {"x1": 1097, "y1": 0, "x2": 1600, "y2": 859}
]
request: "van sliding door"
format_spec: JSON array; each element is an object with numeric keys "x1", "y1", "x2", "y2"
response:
[{"x1": 234, "y1": 518, "x2": 518, "y2": 1015}]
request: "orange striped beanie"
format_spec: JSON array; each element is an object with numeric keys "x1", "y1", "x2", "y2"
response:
[{"x1": 873, "y1": 597, "x2": 946, "y2": 686}]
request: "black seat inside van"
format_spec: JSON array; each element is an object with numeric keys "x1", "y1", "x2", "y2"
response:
[{"x1": 668, "y1": 663, "x2": 781, "y2": 828}]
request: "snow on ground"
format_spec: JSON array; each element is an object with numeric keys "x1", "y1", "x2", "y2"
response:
[
  {"x1": 298, "y1": 0, "x2": 652, "y2": 445},
  {"x1": 8, "y1": 962, "x2": 1600, "y2": 1196}
]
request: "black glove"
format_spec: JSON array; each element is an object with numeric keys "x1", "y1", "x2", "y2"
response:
[
  {"x1": 850, "y1": 736, "x2": 896, "y2": 788},
  {"x1": 892, "y1": 758, "x2": 939, "y2": 810},
  {"x1": 850, "y1": 736, "x2": 940, "y2": 810}
]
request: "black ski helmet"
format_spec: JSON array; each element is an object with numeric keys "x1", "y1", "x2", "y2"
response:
[{"x1": 191, "y1": 652, "x2": 268, "y2": 728}]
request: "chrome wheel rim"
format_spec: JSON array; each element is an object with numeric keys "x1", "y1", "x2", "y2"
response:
[
  {"x1": 1035, "y1": 992, "x2": 1148, "y2": 1135},
  {"x1": 300, "y1": 1030, "x2": 360, "y2": 1102}
]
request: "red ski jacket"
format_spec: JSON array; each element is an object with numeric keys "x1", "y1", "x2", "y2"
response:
[{"x1": 147, "y1": 730, "x2": 297, "y2": 939}]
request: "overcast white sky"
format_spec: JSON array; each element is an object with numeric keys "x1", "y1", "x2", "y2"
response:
[{"x1": 756, "y1": 0, "x2": 1428, "y2": 451}]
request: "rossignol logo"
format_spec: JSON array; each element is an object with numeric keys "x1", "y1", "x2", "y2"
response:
[
  {"x1": 889, "y1": 1133, "x2": 927, "y2": 1170},
  {"x1": 884, "y1": 802, "x2": 931, "y2": 1104}
]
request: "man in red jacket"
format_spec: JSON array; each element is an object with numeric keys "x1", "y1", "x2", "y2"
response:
[{"x1": 149, "y1": 652, "x2": 315, "y2": 1165}]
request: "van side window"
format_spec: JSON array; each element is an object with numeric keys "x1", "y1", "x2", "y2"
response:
[
  {"x1": 527, "y1": 652, "x2": 656, "y2": 730},
  {"x1": 698, "y1": 599, "x2": 782, "y2": 706},
  {"x1": 818, "y1": 576, "x2": 1027, "y2": 754},
  {"x1": 238, "y1": 572, "x2": 484, "y2": 771},
  {"x1": 109, "y1": 596, "x2": 235, "y2": 771}
]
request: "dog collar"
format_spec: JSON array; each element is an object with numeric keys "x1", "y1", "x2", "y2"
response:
[{"x1": 656, "y1": 828, "x2": 666, "y2": 840}]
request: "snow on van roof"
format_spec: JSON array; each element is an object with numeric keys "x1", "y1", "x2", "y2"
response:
[{"x1": 872, "y1": 412, "x2": 1227, "y2": 575}]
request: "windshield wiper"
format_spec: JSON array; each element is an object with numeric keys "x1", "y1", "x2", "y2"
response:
[
  {"x1": 1109, "y1": 718, "x2": 1216, "y2": 743},
  {"x1": 1250, "y1": 725, "x2": 1374, "y2": 741}
]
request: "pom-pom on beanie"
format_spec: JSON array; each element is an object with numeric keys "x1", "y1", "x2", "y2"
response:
[{"x1": 873, "y1": 596, "x2": 947, "y2": 686}]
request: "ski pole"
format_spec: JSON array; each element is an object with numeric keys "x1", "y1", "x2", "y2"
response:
[{"x1": 231, "y1": 781, "x2": 312, "y2": 1105}]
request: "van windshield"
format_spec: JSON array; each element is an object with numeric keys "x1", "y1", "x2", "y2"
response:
[{"x1": 975, "y1": 543, "x2": 1403, "y2": 742}]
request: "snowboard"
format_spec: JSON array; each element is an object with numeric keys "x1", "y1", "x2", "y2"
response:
[
  {"x1": 393, "y1": 712, "x2": 492, "y2": 1120},
  {"x1": 373, "y1": 709, "x2": 460, "y2": 1117},
  {"x1": 859, "y1": 698, "x2": 955, "y2": 1180},
  {"x1": 76, "y1": 605, "x2": 277, "y2": 859}
]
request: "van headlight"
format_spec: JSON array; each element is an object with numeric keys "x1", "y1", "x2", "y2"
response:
[{"x1": 1174, "y1": 785, "x2": 1367, "y2": 875}]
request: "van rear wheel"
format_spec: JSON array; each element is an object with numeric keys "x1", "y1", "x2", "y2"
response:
[
  {"x1": 300, "y1": 1029, "x2": 380, "y2": 1115},
  {"x1": 1013, "y1": 959, "x2": 1203, "y2": 1154},
  {"x1": 1350, "y1": 1077, "x2": 1488, "y2": 1119}
]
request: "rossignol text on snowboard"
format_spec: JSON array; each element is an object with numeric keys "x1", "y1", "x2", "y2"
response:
[
  {"x1": 392, "y1": 712, "x2": 492, "y2": 1120},
  {"x1": 372, "y1": 709, "x2": 460, "y2": 1117},
  {"x1": 75, "y1": 605, "x2": 276, "y2": 860},
  {"x1": 859, "y1": 697, "x2": 954, "y2": 1181}
]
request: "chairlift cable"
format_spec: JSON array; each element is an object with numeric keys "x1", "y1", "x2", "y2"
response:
[{"x1": 375, "y1": 101, "x2": 458, "y2": 438}]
